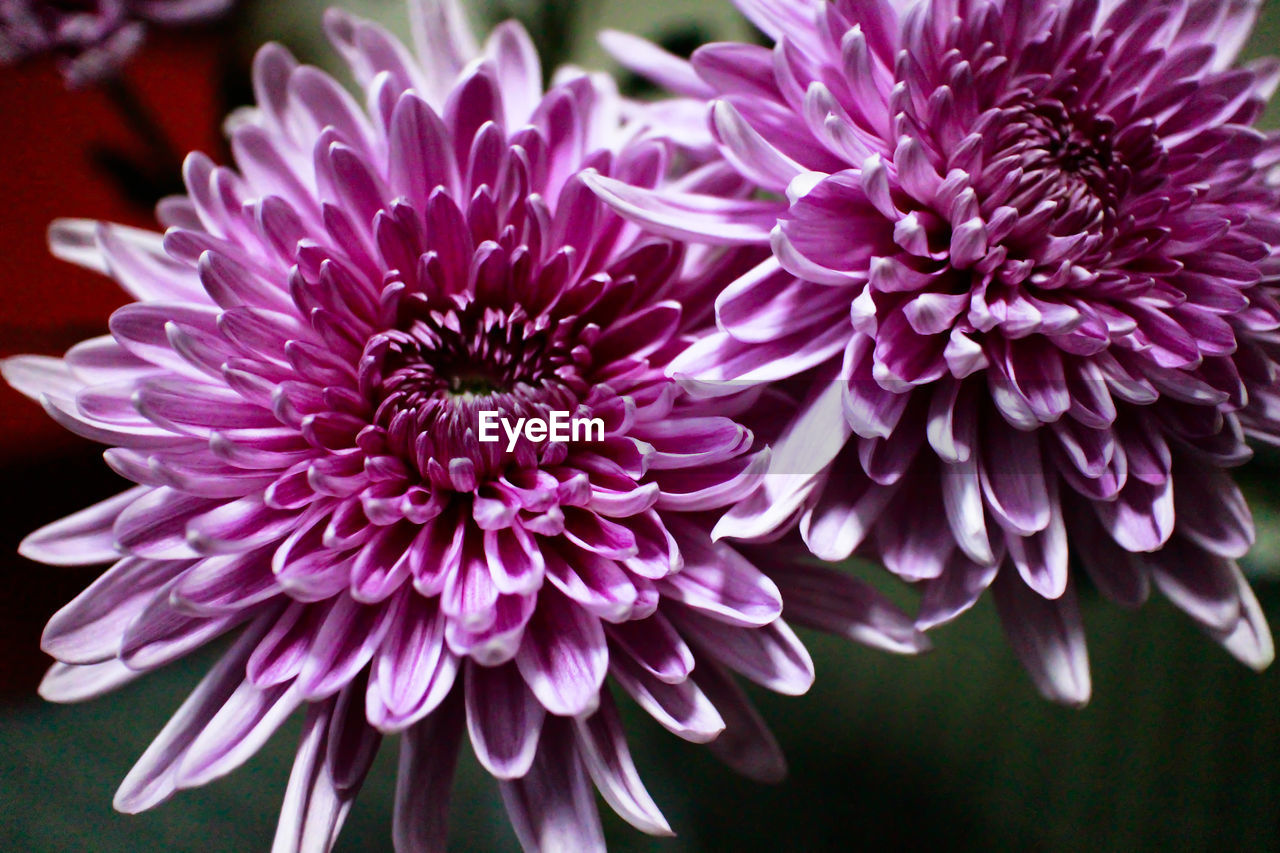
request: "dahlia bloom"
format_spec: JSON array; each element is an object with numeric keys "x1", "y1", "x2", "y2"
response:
[
  {"x1": 0, "y1": 0, "x2": 233, "y2": 87},
  {"x1": 3, "y1": 1, "x2": 926, "y2": 848},
  {"x1": 589, "y1": 0, "x2": 1279, "y2": 704}
]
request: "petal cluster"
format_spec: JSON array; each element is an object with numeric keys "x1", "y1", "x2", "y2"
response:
[
  {"x1": 593, "y1": 0, "x2": 1279, "y2": 704},
  {"x1": 0, "y1": 0, "x2": 232, "y2": 86},
  {"x1": 3, "y1": 2, "x2": 927, "y2": 849}
]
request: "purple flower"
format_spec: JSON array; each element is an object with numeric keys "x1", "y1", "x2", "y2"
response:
[
  {"x1": 588, "y1": 0, "x2": 1279, "y2": 705},
  {"x1": 2, "y1": 1, "x2": 926, "y2": 848},
  {"x1": 0, "y1": 0, "x2": 233, "y2": 87}
]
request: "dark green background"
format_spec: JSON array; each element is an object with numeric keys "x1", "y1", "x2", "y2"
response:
[
  {"x1": 4, "y1": 585, "x2": 1279, "y2": 851},
  {"x1": 3, "y1": 0, "x2": 1280, "y2": 850}
]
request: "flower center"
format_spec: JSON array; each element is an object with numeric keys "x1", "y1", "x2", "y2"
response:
[
  {"x1": 379, "y1": 310, "x2": 556, "y2": 403},
  {"x1": 1011, "y1": 103, "x2": 1120, "y2": 226},
  {"x1": 359, "y1": 296, "x2": 590, "y2": 481}
]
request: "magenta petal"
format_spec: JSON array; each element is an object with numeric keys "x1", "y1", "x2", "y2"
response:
[
  {"x1": 465, "y1": 660, "x2": 545, "y2": 780},
  {"x1": 660, "y1": 522, "x2": 782, "y2": 627},
  {"x1": 2, "y1": 353, "x2": 84, "y2": 402},
  {"x1": 693, "y1": 658, "x2": 787, "y2": 784},
  {"x1": 349, "y1": 523, "x2": 416, "y2": 603},
  {"x1": 654, "y1": 449, "x2": 770, "y2": 513},
  {"x1": 714, "y1": 259, "x2": 837, "y2": 344},
  {"x1": 514, "y1": 590, "x2": 607, "y2": 716},
  {"x1": 1146, "y1": 538, "x2": 1243, "y2": 633},
  {"x1": 620, "y1": 510, "x2": 681, "y2": 580},
  {"x1": 546, "y1": 548, "x2": 638, "y2": 623},
  {"x1": 1006, "y1": 490, "x2": 1068, "y2": 600},
  {"x1": 723, "y1": 375, "x2": 851, "y2": 540},
  {"x1": 843, "y1": 336, "x2": 911, "y2": 440},
  {"x1": 710, "y1": 99, "x2": 805, "y2": 191},
  {"x1": 583, "y1": 172, "x2": 780, "y2": 246},
  {"x1": 272, "y1": 702, "x2": 349, "y2": 853},
  {"x1": 19, "y1": 487, "x2": 142, "y2": 566},
  {"x1": 444, "y1": 591, "x2": 536, "y2": 666},
  {"x1": 573, "y1": 690, "x2": 673, "y2": 835},
  {"x1": 561, "y1": 508, "x2": 639, "y2": 558},
  {"x1": 1070, "y1": 502, "x2": 1151, "y2": 608},
  {"x1": 991, "y1": 569, "x2": 1091, "y2": 707},
  {"x1": 1094, "y1": 475, "x2": 1175, "y2": 553},
  {"x1": 599, "y1": 29, "x2": 712, "y2": 99},
  {"x1": 1173, "y1": 463, "x2": 1255, "y2": 559},
  {"x1": 114, "y1": 616, "x2": 273, "y2": 812},
  {"x1": 247, "y1": 602, "x2": 322, "y2": 687},
  {"x1": 800, "y1": 447, "x2": 896, "y2": 562},
  {"x1": 672, "y1": 610, "x2": 814, "y2": 696},
  {"x1": 605, "y1": 613, "x2": 695, "y2": 685},
  {"x1": 778, "y1": 170, "x2": 889, "y2": 274},
  {"x1": 484, "y1": 526, "x2": 545, "y2": 596},
  {"x1": 366, "y1": 596, "x2": 458, "y2": 732},
  {"x1": 916, "y1": 554, "x2": 1000, "y2": 631},
  {"x1": 186, "y1": 495, "x2": 300, "y2": 555},
  {"x1": 272, "y1": 686, "x2": 381, "y2": 853},
  {"x1": 1207, "y1": 567, "x2": 1275, "y2": 671},
  {"x1": 393, "y1": 691, "x2": 466, "y2": 853},
  {"x1": 171, "y1": 549, "x2": 281, "y2": 615},
  {"x1": 39, "y1": 659, "x2": 143, "y2": 704},
  {"x1": 119, "y1": 593, "x2": 250, "y2": 672},
  {"x1": 176, "y1": 680, "x2": 303, "y2": 788},
  {"x1": 770, "y1": 561, "x2": 929, "y2": 653},
  {"x1": 440, "y1": 535, "x2": 500, "y2": 633},
  {"x1": 113, "y1": 487, "x2": 214, "y2": 559},
  {"x1": 295, "y1": 595, "x2": 393, "y2": 700},
  {"x1": 609, "y1": 653, "x2": 725, "y2": 743},
  {"x1": 42, "y1": 557, "x2": 191, "y2": 664},
  {"x1": 499, "y1": 718, "x2": 605, "y2": 853},
  {"x1": 978, "y1": 424, "x2": 1050, "y2": 536},
  {"x1": 670, "y1": 323, "x2": 848, "y2": 386}
]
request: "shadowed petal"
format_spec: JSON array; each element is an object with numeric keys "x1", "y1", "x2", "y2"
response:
[
  {"x1": 499, "y1": 718, "x2": 606, "y2": 853},
  {"x1": 991, "y1": 569, "x2": 1091, "y2": 707},
  {"x1": 466, "y1": 660, "x2": 545, "y2": 779}
]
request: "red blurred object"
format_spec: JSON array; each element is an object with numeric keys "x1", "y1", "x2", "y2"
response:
[
  {"x1": 0, "y1": 25, "x2": 236, "y2": 693},
  {"x1": 0, "y1": 26, "x2": 232, "y2": 465}
]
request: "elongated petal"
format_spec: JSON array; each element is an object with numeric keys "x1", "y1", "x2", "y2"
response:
[
  {"x1": 573, "y1": 691, "x2": 672, "y2": 836},
  {"x1": 466, "y1": 660, "x2": 545, "y2": 779},
  {"x1": 272, "y1": 686, "x2": 381, "y2": 853},
  {"x1": 515, "y1": 591, "x2": 608, "y2": 716},
  {"x1": 20, "y1": 487, "x2": 144, "y2": 566},
  {"x1": 673, "y1": 610, "x2": 815, "y2": 695},
  {"x1": 769, "y1": 560, "x2": 929, "y2": 653},
  {"x1": 115, "y1": 616, "x2": 273, "y2": 812},
  {"x1": 582, "y1": 172, "x2": 779, "y2": 245},
  {"x1": 610, "y1": 654, "x2": 725, "y2": 743},
  {"x1": 991, "y1": 569, "x2": 1091, "y2": 707},
  {"x1": 499, "y1": 718, "x2": 605, "y2": 853},
  {"x1": 693, "y1": 658, "x2": 787, "y2": 783},
  {"x1": 39, "y1": 659, "x2": 143, "y2": 703},
  {"x1": 42, "y1": 557, "x2": 191, "y2": 664}
]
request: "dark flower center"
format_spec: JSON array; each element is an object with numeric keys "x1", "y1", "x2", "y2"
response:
[
  {"x1": 359, "y1": 296, "x2": 591, "y2": 480},
  {"x1": 1044, "y1": 120, "x2": 1112, "y2": 177},
  {"x1": 381, "y1": 302, "x2": 564, "y2": 401},
  {"x1": 1009, "y1": 102, "x2": 1121, "y2": 226}
]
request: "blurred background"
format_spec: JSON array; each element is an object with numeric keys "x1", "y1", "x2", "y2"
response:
[{"x1": 1, "y1": 0, "x2": 1278, "y2": 850}]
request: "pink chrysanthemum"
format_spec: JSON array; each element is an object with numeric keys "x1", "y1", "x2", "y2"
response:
[
  {"x1": 3, "y1": 1, "x2": 927, "y2": 849},
  {"x1": 0, "y1": 0, "x2": 233, "y2": 87},
  {"x1": 589, "y1": 0, "x2": 1279, "y2": 704}
]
